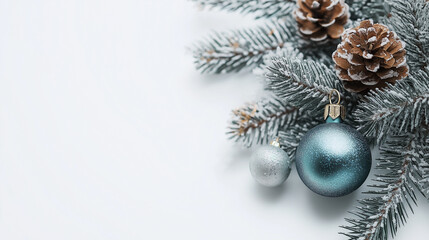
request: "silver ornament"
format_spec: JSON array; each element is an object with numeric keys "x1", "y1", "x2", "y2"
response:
[{"x1": 249, "y1": 140, "x2": 291, "y2": 187}]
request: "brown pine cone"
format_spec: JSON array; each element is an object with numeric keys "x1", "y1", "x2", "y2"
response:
[
  {"x1": 333, "y1": 20, "x2": 409, "y2": 93},
  {"x1": 294, "y1": 0, "x2": 349, "y2": 42}
]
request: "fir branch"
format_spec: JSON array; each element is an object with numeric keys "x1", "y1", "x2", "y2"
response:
[
  {"x1": 341, "y1": 133, "x2": 428, "y2": 240},
  {"x1": 192, "y1": 0, "x2": 296, "y2": 19},
  {"x1": 253, "y1": 44, "x2": 304, "y2": 76},
  {"x1": 299, "y1": 43, "x2": 338, "y2": 68},
  {"x1": 413, "y1": 132, "x2": 429, "y2": 197},
  {"x1": 254, "y1": 42, "x2": 336, "y2": 76},
  {"x1": 355, "y1": 68, "x2": 429, "y2": 142},
  {"x1": 192, "y1": 0, "x2": 388, "y2": 21},
  {"x1": 192, "y1": 18, "x2": 298, "y2": 73},
  {"x1": 385, "y1": 0, "x2": 429, "y2": 71},
  {"x1": 346, "y1": 0, "x2": 387, "y2": 22},
  {"x1": 227, "y1": 95, "x2": 306, "y2": 147},
  {"x1": 278, "y1": 119, "x2": 319, "y2": 161},
  {"x1": 264, "y1": 57, "x2": 357, "y2": 116}
]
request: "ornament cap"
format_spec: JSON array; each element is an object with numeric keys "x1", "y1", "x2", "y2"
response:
[
  {"x1": 270, "y1": 137, "x2": 280, "y2": 147},
  {"x1": 324, "y1": 89, "x2": 346, "y2": 122}
]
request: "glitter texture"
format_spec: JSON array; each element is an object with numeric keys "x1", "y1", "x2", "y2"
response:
[
  {"x1": 296, "y1": 123, "x2": 371, "y2": 197},
  {"x1": 250, "y1": 145, "x2": 292, "y2": 187}
]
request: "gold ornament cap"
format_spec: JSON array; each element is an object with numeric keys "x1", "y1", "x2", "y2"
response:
[
  {"x1": 324, "y1": 89, "x2": 346, "y2": 121},
  {"x1": 270, "y1": 137, "x2": 280, "y2": 147}
]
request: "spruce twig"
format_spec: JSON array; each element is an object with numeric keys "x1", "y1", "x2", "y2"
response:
[
  {"x1": 347, "y1": 0, "x2": 387, "y2": 22},
  {"x1": 192, "y1": 0, "x2": 296, "y2": 19},
  {"x1": 341, "y1": 133, "x2": 428, "y2": 240},
  {"x1": 193, "y1": 18, "x2": 298, "y2": 73},
  {"x1": 355, "y1": 69, "x2": 429, "y2": 143},
  {"x1": 227, "y1": 95, "x2": 311, "y2": 147},
  {"x1": 264, "y1": 57, "x2": 358, "y2": 117},
  {"x1": 384, "y1": 0, "x2": 429, "y2": 71},
  {"x1": 278, "y1": 120, "x2": 319, "y2": 161}
]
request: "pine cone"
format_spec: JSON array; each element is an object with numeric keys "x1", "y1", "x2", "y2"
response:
[
  {"x1": 333, "y1": 20, "x2": 409, "y2": 93},
  {"x1": 294, "y1": 0, "x2": 349, "y2": 42}
]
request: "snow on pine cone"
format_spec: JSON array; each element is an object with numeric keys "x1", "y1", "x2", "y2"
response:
[
  {"x1": 294, "y1": 0, "x2": 349, "y2": 42},
  {"x1": 333, "y1": 20, "x2": 409, "y2": 93}
]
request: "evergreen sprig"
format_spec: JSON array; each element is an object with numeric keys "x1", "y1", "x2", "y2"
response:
[
  {"x1": 341, "y1": 133, "x2": 429, "y2": 240},
  {"x1": 253, "y1": 44, "x2": 304, "y2": 76},
  {"x1": 227, "y1": 95, "x2": 306, "y2": 147},
  {"x1": 355, "y1": 68, "x2": 429, "y2": 143},
  {"x1": 192, "y1": 0, "x2": 296, "y2": 19},
  {"x1": 193, "y1": 18, "x2": 297, "y2": 73},
  {"x1": 347, "y1": 0, "x2": 387, "y2": 22},
  {"x1": 278, "y1": 120, "x2": 319, "y2": 161},
  {"x1": 264, "y1": 57, "x2": 355, "y2": 112},
  {"x1": 385, "y1": 0, "x2": 429, "y2": 72},
  {"x1": 192, "y1": 0, "x2": 388, "y2": 21},
  {"x1": 413, "y1": 132, "x2": 429, "y2": 197}
]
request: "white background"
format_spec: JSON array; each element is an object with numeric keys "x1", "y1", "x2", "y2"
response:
[{"x1": 0, "y1": 1, "x2": 427, "y2": 239}]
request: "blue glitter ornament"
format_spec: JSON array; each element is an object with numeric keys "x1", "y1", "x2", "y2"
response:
[{"x1": 296, "y1": 90, "x2": 372, "y2": 197}]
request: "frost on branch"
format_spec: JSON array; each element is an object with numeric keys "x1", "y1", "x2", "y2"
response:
[
  {"x1": 193, "y1": 19, "x2": 297, "y2": 73},
  {"x1": 192, "y1": 0, "x2": 296, "y2": 19},
  {"x1": 341, "y1": 133, "x2": 428, "y2": 240},
  {"x1": 355, "y1": 68, "x2": 429, "y2": 143},
  {"x1": 192, "y1": 0, "x2": 388, "y2": 22},
  {"x1": 227, "y1": 95, "x2": 309, "y2": 147},
  {"x1": 385, "y1": 0, "x2": 429, "y2": 72},
  {"x1": 264, "y1": 56, "x2": 357, "y2": 115},
  {"x1": 347, "y1": 0, "x2": 387, "y2": 22},
  {"x1": 279, "y1": 120, "x2": 319, "y2": 161}
]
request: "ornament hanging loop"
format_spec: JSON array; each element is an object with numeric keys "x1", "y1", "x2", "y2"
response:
[
  {"x1": 324, "y1": 89, "x2": 346, "y2": 122},
  {"x1": 329, "y1": 89, "x2": 341, "y2": 105}
]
